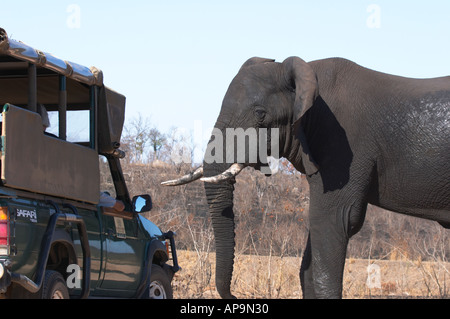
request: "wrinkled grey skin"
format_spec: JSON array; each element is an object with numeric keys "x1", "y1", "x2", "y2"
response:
[{"x1": 203, "y1": 56, "x2": 450, "y2": 299}]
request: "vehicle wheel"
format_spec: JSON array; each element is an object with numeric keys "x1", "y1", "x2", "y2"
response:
[
  {"x1": 41, "y1": 270, "x2": 70, "y2": 299},
  {"x1": 144, "y1": 264, "x2": 173, "y2": 299}
]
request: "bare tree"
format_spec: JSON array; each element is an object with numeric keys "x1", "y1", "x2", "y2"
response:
[
  {"x1": 121, "y1": 114, "x2": 169, "y2": 164},
  {"x1": 122, "y1": 114, "x2": 152, "y2": 163},
  {"x1": 148, "y1": 128, "x2": 166, "y2": 161}
]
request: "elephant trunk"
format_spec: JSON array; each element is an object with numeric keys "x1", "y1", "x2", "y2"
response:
[{"x1": 203, "y1": 161, "x2": 237, "y2": 299}]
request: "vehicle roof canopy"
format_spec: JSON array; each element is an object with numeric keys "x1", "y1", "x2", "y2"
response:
[{"x1": 0, "y1": 28, "x2": 125, "y2": 154}]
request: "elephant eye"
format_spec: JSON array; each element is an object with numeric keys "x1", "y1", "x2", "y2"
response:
[{"x1": 254, "y1": 107, "x2": 266, "y2": 120}]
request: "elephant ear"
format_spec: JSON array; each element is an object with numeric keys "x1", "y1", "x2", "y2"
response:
[{"x1": 283, "y1": 56, "x2": 320, "y2": 176}]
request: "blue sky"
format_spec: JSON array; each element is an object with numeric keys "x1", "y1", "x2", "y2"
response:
[{"x1": 2, "y1": 1, "x2": 449, "y2": 154}]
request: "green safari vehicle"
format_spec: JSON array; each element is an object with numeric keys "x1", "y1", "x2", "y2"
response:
[{"x1": 0, "y1": 28, "x2": 180, "y2": 299}]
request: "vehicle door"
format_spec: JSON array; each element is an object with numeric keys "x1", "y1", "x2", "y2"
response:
[
  {"x1": 98, "y1": 211, "x2": 146, "y2": 297},
  {"x1": 69, "y1": 204, "x2": 102, "y2": 292}
]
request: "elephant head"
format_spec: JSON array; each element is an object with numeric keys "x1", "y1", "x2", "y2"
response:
[{"x1": 162, "y1": 56, "x2": 319, "y2": 298}]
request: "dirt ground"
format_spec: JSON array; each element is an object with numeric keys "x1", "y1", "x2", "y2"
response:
[{"x1": 171, "y1": 250, "x2": 449, "y2": 299}]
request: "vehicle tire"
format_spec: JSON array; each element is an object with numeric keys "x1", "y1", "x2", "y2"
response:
[
  {"x1": 143, "y1": 264, "x2": 173, "y2": 299},
  {"x1": 41, "y1": 270, "x2": 70, "y2": 299}
]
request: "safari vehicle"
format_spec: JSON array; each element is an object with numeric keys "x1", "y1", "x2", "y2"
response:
[{"x1": 0, "y1": 28, "x2": 179, "y2": 299}]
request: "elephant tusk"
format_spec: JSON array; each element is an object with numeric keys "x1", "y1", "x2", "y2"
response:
[
  {"x1": 161, "y1": 166, "x2": 204, "y2": 186},
  {"x1": 200, "y1": 163, "x2": 245, "y2": 183}
]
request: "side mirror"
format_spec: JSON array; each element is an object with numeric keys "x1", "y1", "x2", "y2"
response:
[{"x1": 132, "y1": 194, "x2": 152, "y2": 213}]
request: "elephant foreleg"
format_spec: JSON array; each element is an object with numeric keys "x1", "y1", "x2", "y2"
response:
[
  {"x1": 306, "y1": 200, "x2": 367, "y2": 298},
  {"x1": 310, "y1": 223, "x2": 348, "y2": 298},
  {"x1": 300, "y1": 234, "x2": 316, "y2": 298}
]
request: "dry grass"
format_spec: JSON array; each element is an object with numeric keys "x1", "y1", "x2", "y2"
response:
[{"x1": 171, "y1": 250, "x2": 449, "y2": 299}]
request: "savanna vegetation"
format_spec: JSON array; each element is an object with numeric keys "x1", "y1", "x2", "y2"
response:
[{"x1": 100, "y1": 116, "x2": 449, "y2": 298}]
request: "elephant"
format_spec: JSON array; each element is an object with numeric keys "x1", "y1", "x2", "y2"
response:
[{"x1": 162, "y1": 56, "x2": 450, "y2": 299}]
